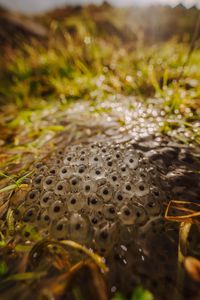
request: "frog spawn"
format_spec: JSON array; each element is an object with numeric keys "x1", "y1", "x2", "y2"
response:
[{"x1": 14, "y1": 142, "x2": 163, "y2": 253}]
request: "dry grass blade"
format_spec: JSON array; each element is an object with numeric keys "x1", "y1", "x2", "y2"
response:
[
  {"x1": 28, "y1": 239, "x2": 108, "y2": 272},
  {"x1": 89, "y1": 261, "x2": 108, "y2": 300},
  {"x1": 174, "y1": 221, "x2": 192, "y2": 300},
  {"x1": 165, "y1": 200, "x2": 200, "y2": 222},
  {"x1": 61, "y1": 240, "x2": 108, "y2": 272},
  {"x1": 0, "y1": 271, "x2": 47, "y2": 283},
  {"x1": 0, "y1": 171, "x2": 33, "y2": 194},
  {"x1": 0, "y1": 184, "x2": 17, "y2": 194},
  {"x1": 165, "y1": 200, "x2": 200, "y2": 296},
  {"x1": 40, "y1": 261, "x2": 85, "y2": 296},
  {"x1": 6, "y1": 208, "x2": 15, "y2": 235},
  {"x1": 165, "y1": 198, "x2": 200, "y2": 299},
  {"x1": 179, "y1": 222, "x2": 192, "y2": 258},
  {"x1": 43, "y1": 260, "x2": 108, "y2": 299},
  {"x1": 0, "y1": 200, "x2": 9, "y2": 219}
]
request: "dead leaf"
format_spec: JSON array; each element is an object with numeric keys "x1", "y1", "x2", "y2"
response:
[{"x1": 184, "y1": 256, "x2": 200, "y2": 282}]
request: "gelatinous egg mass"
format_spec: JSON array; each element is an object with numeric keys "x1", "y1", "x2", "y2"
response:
[{"x1": 14, "y1": 142, "x2": 163, "y2": 251}]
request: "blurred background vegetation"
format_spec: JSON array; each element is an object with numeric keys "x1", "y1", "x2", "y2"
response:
[{"x1": 0, "y1": 2, "x2": 199, "y2": 109}]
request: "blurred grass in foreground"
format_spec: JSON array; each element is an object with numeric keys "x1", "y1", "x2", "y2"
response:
[{"x1": 112, "y1": 287, "x2": 154, "y2": 300}]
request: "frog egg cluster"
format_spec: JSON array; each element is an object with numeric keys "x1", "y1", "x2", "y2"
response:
[{"x1": 15, "y1": 142, "x2": 163, "y2": 252}]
